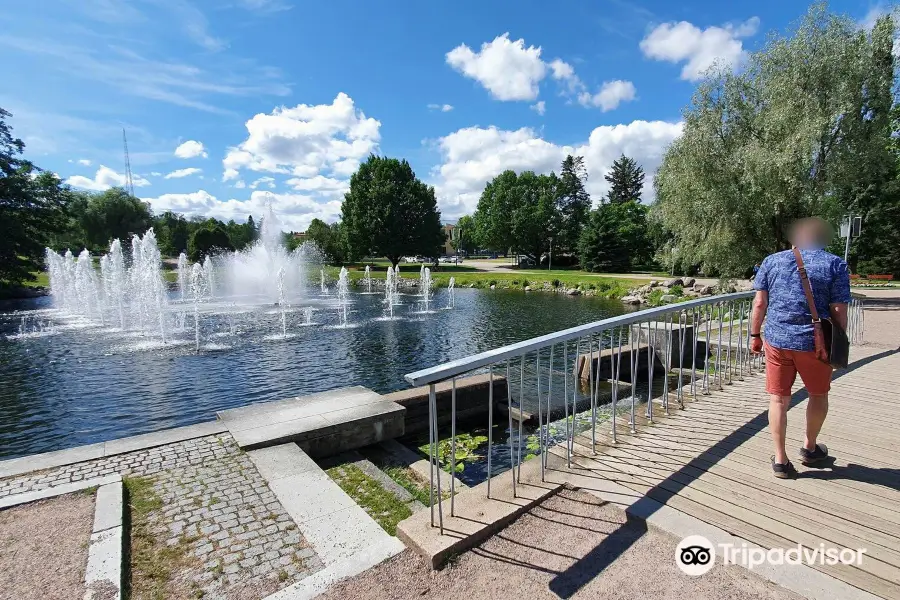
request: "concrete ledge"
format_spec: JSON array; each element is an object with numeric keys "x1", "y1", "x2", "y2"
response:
[
  {"x1": 0, "y1": 474, "x2": 121, "y2": 509},
  {"x1": 85, "y1": 479, "x2": 124, "y2": 600},
  {"x1": 385, "y1": 374, "x2": 507, "y2": 435},
  {"x1": 396, "y1": 454, "x2": 560, "y2": 569},
  {"x1": 0, "y1": 420, "x2": 227, "y2": 480}
]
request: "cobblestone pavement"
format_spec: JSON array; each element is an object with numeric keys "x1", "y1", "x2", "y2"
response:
[{"x1": 0, "y1": 434, "x2": 322, "y2": 599}]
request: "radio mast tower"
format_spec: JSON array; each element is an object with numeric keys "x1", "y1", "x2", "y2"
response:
[{"x1": 122, "y1": 128, "x2": 135, "y2": 196}]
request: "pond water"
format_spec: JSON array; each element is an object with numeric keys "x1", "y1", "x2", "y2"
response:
[{"x1": 0, "y1": 289, "x2": 628, "y2": 459}]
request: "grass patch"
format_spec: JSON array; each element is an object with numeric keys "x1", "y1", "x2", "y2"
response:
[
  {"x1": 380, "y1": 464, "x2": 432, "y2": 506},
  {"x1": 325, "y1": 464, "x2": 412, "y2": 535},
  {"x1": 125, "y1": 476, "x2": 197, "y2": 600}
]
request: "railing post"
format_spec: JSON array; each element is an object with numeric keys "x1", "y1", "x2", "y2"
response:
[
  {"x1": 505, "y1": 360, "x2": 515, "y2": 499},
  {"x1": 487, "y1": 365, "x2": 495, "y2": 497},
  {"x1": 450, "y1": 378, "x2": 456, "y2": 516}
]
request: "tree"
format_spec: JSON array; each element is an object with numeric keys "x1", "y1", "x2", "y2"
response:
[
  {"x1": 342, "y1": 155, "x2": 444, "y2": 267},
  {"x1": 653, "y1": 4, "x2": 896, "y2": 276},
  {"x1": 558, "y1": 155, "x2": 591, "y2": 252},
  {"x1": 0, "y1": 108, "x2": 69, "y2": 287},
  {"x1": 302, "y1": 218, "x2": 347, "y2": 263},
  {"x1": 188, "y1": 223, "x2": 234, "y2": 261},
  {"x1": 578, "y1": 201, "x2": 651, "y2": 272},
  {"x1": 473, "y1": 170, "x2": 561, "y2": 261},
  {"x1": 605, "y1": 155, "x2": 644, "y2": 205},
  {"x1": 578, "y1": 206, "x2": 629, "y2": 273},
  {"x1": 80, "y1": 188, "x2": 153, "y2": 250},
  {"x1": 452, "y1": 215, "x2": 476, "y2": 255},
  {"x1": 153, "y1": 211, "x2": 191, "y2": 256}
]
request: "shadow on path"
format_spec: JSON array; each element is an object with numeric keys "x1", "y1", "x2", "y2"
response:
[{"x1": 546, "y1": 347, "x2": 898, "y2": 598}]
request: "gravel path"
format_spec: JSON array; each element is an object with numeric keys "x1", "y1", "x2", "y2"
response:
[
  {"x1": 0, "y1": 491, "x2": 95, "y2": 600},
  {"x1": 319, "y1": 488, "x2": 800, "y2": 600}
]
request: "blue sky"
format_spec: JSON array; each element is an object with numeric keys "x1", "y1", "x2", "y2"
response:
[{"x1": 0, "y1": 0, "x2": 885, "y2": 231}]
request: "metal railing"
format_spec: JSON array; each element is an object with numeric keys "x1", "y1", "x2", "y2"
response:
[{"x1": 405, "y1": 291, "x2": 866, "y2": 533}]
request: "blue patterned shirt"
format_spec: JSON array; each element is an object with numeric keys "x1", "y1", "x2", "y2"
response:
[{"x1": 752, "y1": 249, "x2": 851, "y2": 352}]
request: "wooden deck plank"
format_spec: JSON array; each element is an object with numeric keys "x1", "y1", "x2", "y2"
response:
[{"x1": 556, "y1": 346, "x2": 900, "y2": 599}]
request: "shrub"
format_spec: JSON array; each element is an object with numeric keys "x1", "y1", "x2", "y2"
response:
[
  {"x1": 671, "y1": 284, "x2": 684, "y2": 297},
  {"x1": 551, "y1": 278, "x2": 562, "y2": 288},
  {"x1": 488, "y1": 279, "x2": 497, "y2": 287}
]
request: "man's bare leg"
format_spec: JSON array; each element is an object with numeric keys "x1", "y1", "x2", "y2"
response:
[
  {"x1": 769, "y1": 394, "x2": 790, "y2": 464},
  {"x1": 804, "y1": 393, "x2": 828, "y2": 451}
]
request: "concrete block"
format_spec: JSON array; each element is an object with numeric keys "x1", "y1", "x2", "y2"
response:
[
  {"x1": 84, "y1": 526, "x2": 122, "y2": 600},
  {"x1": 385, "y1": 374, "x2": 507, "y2": 435},
  {"x1": 93, "y1": 482, "x2": 123, "y2": 533},
  {"x1": 396, "y1": 454, "x2": 560, "y2": 569},
  {"x1": 247, "y1": 444, "x2": 320, "y2": 481},
  {"x1": 267, "y1": 472, "x2": 357, "y2": 525}
]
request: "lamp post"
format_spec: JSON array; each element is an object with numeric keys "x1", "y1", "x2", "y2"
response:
[{"x1": 841, "y1": 215, "x2": 862, "y2": 264}]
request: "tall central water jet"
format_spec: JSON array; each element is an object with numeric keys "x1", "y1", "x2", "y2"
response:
[
  {"x1": 448, "y1": 276, "x2": 455, "y2": 309},
  {"x1": 384, "y1": 266, "x2": 397, "y2": 319},
  {"x1": 190, "y1": 263, "x2": 207, "y2": 351},
  {"x1": 364, "y1": 265, "x2": 372, "y2": 293}
]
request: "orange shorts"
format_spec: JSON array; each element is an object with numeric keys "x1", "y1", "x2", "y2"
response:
[{"x1": 764, "y1": 343, "x2": 833, "y2": 396}]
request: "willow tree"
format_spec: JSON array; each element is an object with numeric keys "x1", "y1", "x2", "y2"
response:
[{"x1": 654, "y1": 4, "x2": 896, "y2": 276}]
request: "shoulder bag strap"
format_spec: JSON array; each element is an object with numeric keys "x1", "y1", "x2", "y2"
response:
[{"x1": 792, "y1": 247, "x2": 820, "y2": 322}]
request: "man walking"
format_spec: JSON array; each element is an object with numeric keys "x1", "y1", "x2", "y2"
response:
[{"x1": 749, "y1": 218, "x2": 851, "y2": 479}]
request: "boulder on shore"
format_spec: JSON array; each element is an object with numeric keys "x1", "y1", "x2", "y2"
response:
[
  {"x1": 649, "y1": 280, "x2": 660, "y2": 287},
  {"x1": 663, "y1": 278, "x2": 683, "y2": 287},
  {"x1": 621, "y1": 295, "x2": 643, "y2": 305},
  {"x1": 696, "y1": 285, "x2": 713, "y2": 295},
  {"x1": 524, "y1": 285, "x2": 532, "y2": 291},
  {"x1": 682, "y1": 277, "x2": 696, "y2": 287},
  {"x1": 660, "y1": 294, "x2": 677, "y2": 303},
  {"x1": 567, "y1": 288, "x2": 581, "y2": 296}
]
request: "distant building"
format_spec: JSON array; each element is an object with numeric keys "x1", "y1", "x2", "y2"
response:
[
  {"x1": 292, "y1": 231, "x2": 308, "y2": 243},
  {"x1": 442, "y1": 223, "x2": 457, "y2": 255}
]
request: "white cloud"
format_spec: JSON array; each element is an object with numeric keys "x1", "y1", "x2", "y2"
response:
[
  {"x1": 640, "y1": 17, "x2": 760, "y2": 81},
  {"x1": 77, "y1": 158, "x2": 92, "y2": 166},
  {"x1": 427, "y1": 103, "x2": 454, "y2": 112},
  {"x1": 578, "y1": 80, "x2": 637, "y2": 111},
  {"x1": 446, "y1": 33, "x2": 547, "y2": 101},
  {"x1": 65, "y1": 165, "x2": 151, "y2": 191},
  {"x1": 430, "y1": 120, "x2": 683, "y2": 219},
  {"x1": 141, "y1": 190, "x2": 340, "y2": 231},
  {"x1": 234, "y1": 180, "x2": 247, "y2": 189},
  {"x1": 164, "y1": 167, "x2": 202, "y2": 179},
  {"x1": 150, "y1": 171, "x2": 163, "y2": 177},
  {"x1": 221, "y1": 93, "x2": 379, "y2": 194},
  {"x1": 249, "y1": 176, "x2": 276, "y2": 189},
  {"x1": 285, "y1": 175, "x2": 348, "y2": 193},
  {"x1": 175, "y1": 140, "x2": 208, "y2": 159},
  {"x1": 530, "y1": 101, "x2": 546, "y2": 115}
]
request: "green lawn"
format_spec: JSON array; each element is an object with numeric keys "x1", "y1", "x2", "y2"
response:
[{"x1": 325, "y1": 266, "x2": 642, "y2": 298}]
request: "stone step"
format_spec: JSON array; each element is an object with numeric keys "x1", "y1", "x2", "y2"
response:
[{"x1": 217, "y1": 386, "x2": 405, "y2": 457}]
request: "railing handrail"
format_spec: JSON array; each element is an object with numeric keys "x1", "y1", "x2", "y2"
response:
[{"x1": 404, "y1": 291, "x2": 755, "y2": 387}]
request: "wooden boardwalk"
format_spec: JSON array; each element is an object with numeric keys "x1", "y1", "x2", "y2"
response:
[{"x1": 563, "y1": 345, "x2": 900, "y2": 599}]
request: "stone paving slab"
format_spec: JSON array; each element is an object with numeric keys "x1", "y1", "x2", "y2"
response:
[
  {"x1": 248, "y1": 443, "x2": 405, "y2": 595},
  {"x1": 0, "y1": 474, "x2": 121, "y2": 509},
  {"x1": 92, "y1": 481, "x2": 123, "y2": 534}
]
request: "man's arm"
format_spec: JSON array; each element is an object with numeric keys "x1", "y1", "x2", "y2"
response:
[
  {"x1": 750, "y1": 290, "x2": 768, "y2": 352},
  {"x1": 830, "y1": 303, "x2": 848, "y2": 331},
  {"x1": 751, "y1": 290, "x2": 768, "y2": 332}
]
